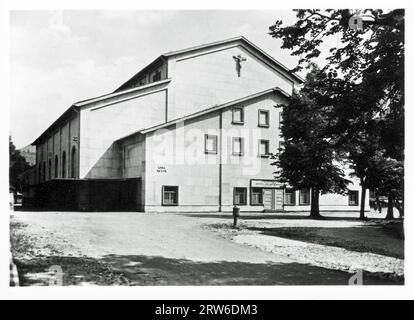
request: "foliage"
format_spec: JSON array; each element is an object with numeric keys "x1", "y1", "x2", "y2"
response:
[
  {"x1": 269, "y1": 9, "x2": 404, "y2": 218},
  {"x1": 273, "y1": 66, "x2": 350, "y2": 217},
  {"x1": 9, "y1": 137, "x2": 30, "y2": 192}
]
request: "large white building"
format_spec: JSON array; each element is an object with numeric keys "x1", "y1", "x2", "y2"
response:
[{"x1": 31, "y1": 36, "x2": 368, "y2": 212}]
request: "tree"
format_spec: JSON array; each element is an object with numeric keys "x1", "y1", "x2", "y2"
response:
[
  {"x1": 274, "y1": 67, "x2": 350, "y2": 218},
  {"x1": 269, "y1": 10, "x2": 404, "y2": 217},
  {"x1": 9, "y1": 136, "x2": 30, "y2": 192}
]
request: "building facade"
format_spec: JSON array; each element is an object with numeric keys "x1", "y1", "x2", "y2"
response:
[{"x1": 31, "y1": 36, "x2": 369, "y2": 212}]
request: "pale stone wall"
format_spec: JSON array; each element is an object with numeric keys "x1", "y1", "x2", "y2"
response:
[
  {"x1": 34, "y1": 114, "x2": 80, "y2": 183},
  {"x1": 166, "y1": 44, "x2": 295, "y2": 121},
  {"x1": 119, "y1": 134, "x2": 146, "y2": 206},
  {"x1": 141, "y1": 92, "x2": 368, "y2": 212},
  {"x1": 120, "y1": 134, "x2": 146, "y2": 179},
  {"x1": 219, "y1": 93, "x2": 284, "y2": 212},
  {"x1": 144, "y1": 111, "x2": 221, "y2": 212},
  {"x1": 79, "y1": 89, "x2": 166, "y2": 178}
]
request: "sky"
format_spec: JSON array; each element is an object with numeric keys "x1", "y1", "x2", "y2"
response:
[{"x1": 10, "y1": 10, "x2": 330, "y2": 149}]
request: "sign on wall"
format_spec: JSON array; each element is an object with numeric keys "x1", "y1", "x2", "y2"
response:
[
  {"x1": 156, "y1": 165, "x2": 167, "y2": 173},
  {"x1": 250, "y1": 179, "x2": 282, "y2": 188}
]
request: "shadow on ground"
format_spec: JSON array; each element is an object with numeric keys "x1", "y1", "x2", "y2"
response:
[
  {"x1": 246, "y1": 223, "x2": 404, "y2": 259},
  {"x1": 15, "y1": 254, "x2": 403, "y2": 286}
]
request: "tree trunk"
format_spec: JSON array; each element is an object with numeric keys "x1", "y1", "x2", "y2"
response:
[
  {"x1": 310, "y1": 187, "x2": 322, "y2": 218},
  {"x1": 385, "y1": 193, "x2": 394, "y2": 220},
  {"x1": 395, "y1": 200, "x2": 404, "y2": 219},
  {"x1": 359, "y1": 186, "x2": 367, "y2": 220}
]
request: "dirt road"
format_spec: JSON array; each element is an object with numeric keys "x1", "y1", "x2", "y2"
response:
[{"x1": 10, "y1": 211, "x2": 399, "y2": 285}]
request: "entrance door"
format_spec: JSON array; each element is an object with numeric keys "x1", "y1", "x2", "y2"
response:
[
  {"x1": 274, "y1": 189, "x2": 284, "y2": 211},
  {"x1": 263, "y1": 189, "x2": 273, "y2": 211},
  {"x1": 263, "y1": 189, "x2": 284, "y2": 211}
]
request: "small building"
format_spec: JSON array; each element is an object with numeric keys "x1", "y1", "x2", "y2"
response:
[{"x1": 29, "y1": 36, "x2": 368, "y2": 212}]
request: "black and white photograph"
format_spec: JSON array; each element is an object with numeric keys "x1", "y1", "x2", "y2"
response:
[{"x1": 2, "y1": 0, "x2": 411, "y2": 303}]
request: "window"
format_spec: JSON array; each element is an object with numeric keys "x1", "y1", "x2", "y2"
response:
[
  {"x1": 54, "y1": 155, "x2": 58, "y2": 178},
  {"x1": 152, "y1": 70, "x2": 161, "y2": 82},
  {"x1": 42, "y1": 161, "x2": 46, "y2": 182},
  {"x1": 251, "y1": 188, "x2": 263, "y2": 205},
  {"x1": 232, "y1": 137, "x2": 244, "y2": 156},
  {"x1": 162, "y1": 186, "x2": 179, "y2": 206},
  {"x1": 258, "y1": 109, "x2": 270, "y2": 127},
  {"x1": 48, "y1": 159, "x2": 51, "y2": 180},
  {"x1": 232, "y1": 107, "x2": 244, "y2": 124},
  {"x1": 71, "y1": 146, "x2": 77, "y2": 178},
  {"x1": 284, "y1": 189, "x2": 296, "y2": 205},
  {"x1": 349, "y1": 190, "x2": 359, "y2": 206},
  {"x1": 204, "y1": 134, "x2": 218, "y2": 154},
  {"x1": 61, "y1": 151, "x2": 66, "y2": 178},
  {"x1": 258, "y1": 139, "x2": 270, "y2": 157},
  {"x1": 299, "y1": 188, "x2": 310, "y2": 205},
  {"x1": 234, "y1": 187, "x2": 247, "y2": 205}
]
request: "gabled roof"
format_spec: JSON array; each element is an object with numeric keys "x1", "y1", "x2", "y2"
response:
[
  {"x1": 73, "y1": 78, "x2": 171, "y2": 108},
  {"x1": 115, "y1": 36, "x2": 304, "y2": 92},
  {"x1": 31, "y1": 79, "x2": 171, "y2": 145},
  {"x1": 116, "y1": 86, "x2": 289, "y2": 142}
]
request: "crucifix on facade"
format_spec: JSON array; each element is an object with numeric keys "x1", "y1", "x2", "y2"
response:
[{"x1": 233, "y1": 54, "x2": 246, "y2": 77}]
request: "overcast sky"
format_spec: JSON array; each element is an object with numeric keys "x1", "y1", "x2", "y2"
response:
[{"x1": 10, "y1": 10, "x2": 333, "y2": 148}]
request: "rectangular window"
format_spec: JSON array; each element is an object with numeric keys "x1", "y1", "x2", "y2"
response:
[
  {"x1": 232, "y1": 107, "x2": 244, "y2": 124},
  {"x1": 251, "y1": 188, "x2": 263, "y2": 205},
  {"x1": 299, "y1": 189, "x2": 310, "y2": 205},
  {"x1": 162, "y1": 186, "x2": 178, "y2": 206},
  {"x1": 258, "y1": 139, "x2": 270, "y2": 157},
  {"x1": 232, "y1": 137, "x2": 244, "y2": 156},
  {"x1": 258, "y1": 109, "x2": 270, "y2": 127},
  {"x1": 152, "y1": 70, "x2": 161, "y2": 82},
  {"x1": 349, "y1": 190, "x2": 359, "y2": 206},
  {"x1": 234, "y1": 187, "x2": 247, "y2": 205},
  {"x1": 205, "y1": 134, "x2": 218, "y2": 154},
  {"x1": 284, "y1": 189, "x2": 296, "y2": 205}
]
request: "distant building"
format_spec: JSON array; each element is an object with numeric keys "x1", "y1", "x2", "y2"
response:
[
  {"x1": 18, "y1": 144, "x2": 36, "y2": 166},
  {"x1": 29, "y1": 37, "x2": 368, "y2": 212}
]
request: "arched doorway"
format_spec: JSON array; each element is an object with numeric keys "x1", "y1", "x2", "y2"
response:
[
  {"x1": 48, "y1": 159, "x2": 51, "y2": 180},
  {"x1": 62, "y1": 151, "x2": 66, "y2": 178},
  {"x1": 54, "y1": 155, "x2": 58, "y2": 178},
  {"x1": 70, "y1": 146, "x2": 76, "y2": 178}
]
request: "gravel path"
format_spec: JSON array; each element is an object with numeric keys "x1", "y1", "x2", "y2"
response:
[
  {"x1": 206, "y1": 217, "x2": 404, "y2": 281},
  {"x1": 10, "y1": 211, "x2": 402, "y2": 285}
]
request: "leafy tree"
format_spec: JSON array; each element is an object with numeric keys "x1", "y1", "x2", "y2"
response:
[
  {"x1": 274, "y1": 67, "x2": 350, "y2": 218},
  {"x1": 269, "y1": 9, "x2": 404, "y2": 217},
  {"x1": 9, "y1": 136, "x2": 30, "y2": 192}
]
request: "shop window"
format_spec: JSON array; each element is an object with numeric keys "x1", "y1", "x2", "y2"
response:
[
  {"x1": 284, "y1": 189, "x2": 296, "y2": 205},
  {"x1": 349, "y1": 190, "x2": 359, "y2": 206},
  {"x1": 299, "y1": 188, "x2": 310, "y2": 205},
  {"x1": 234, "y1": 187, "x2": 247, "y2": 205},
  {"x1": 251, "y1": 188, "x2": 263, "y2": 205}
]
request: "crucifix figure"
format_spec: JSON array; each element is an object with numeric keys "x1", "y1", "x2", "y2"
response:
[{"x1": 233, "y1": 54, "x2": 246, "y2": 77}]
